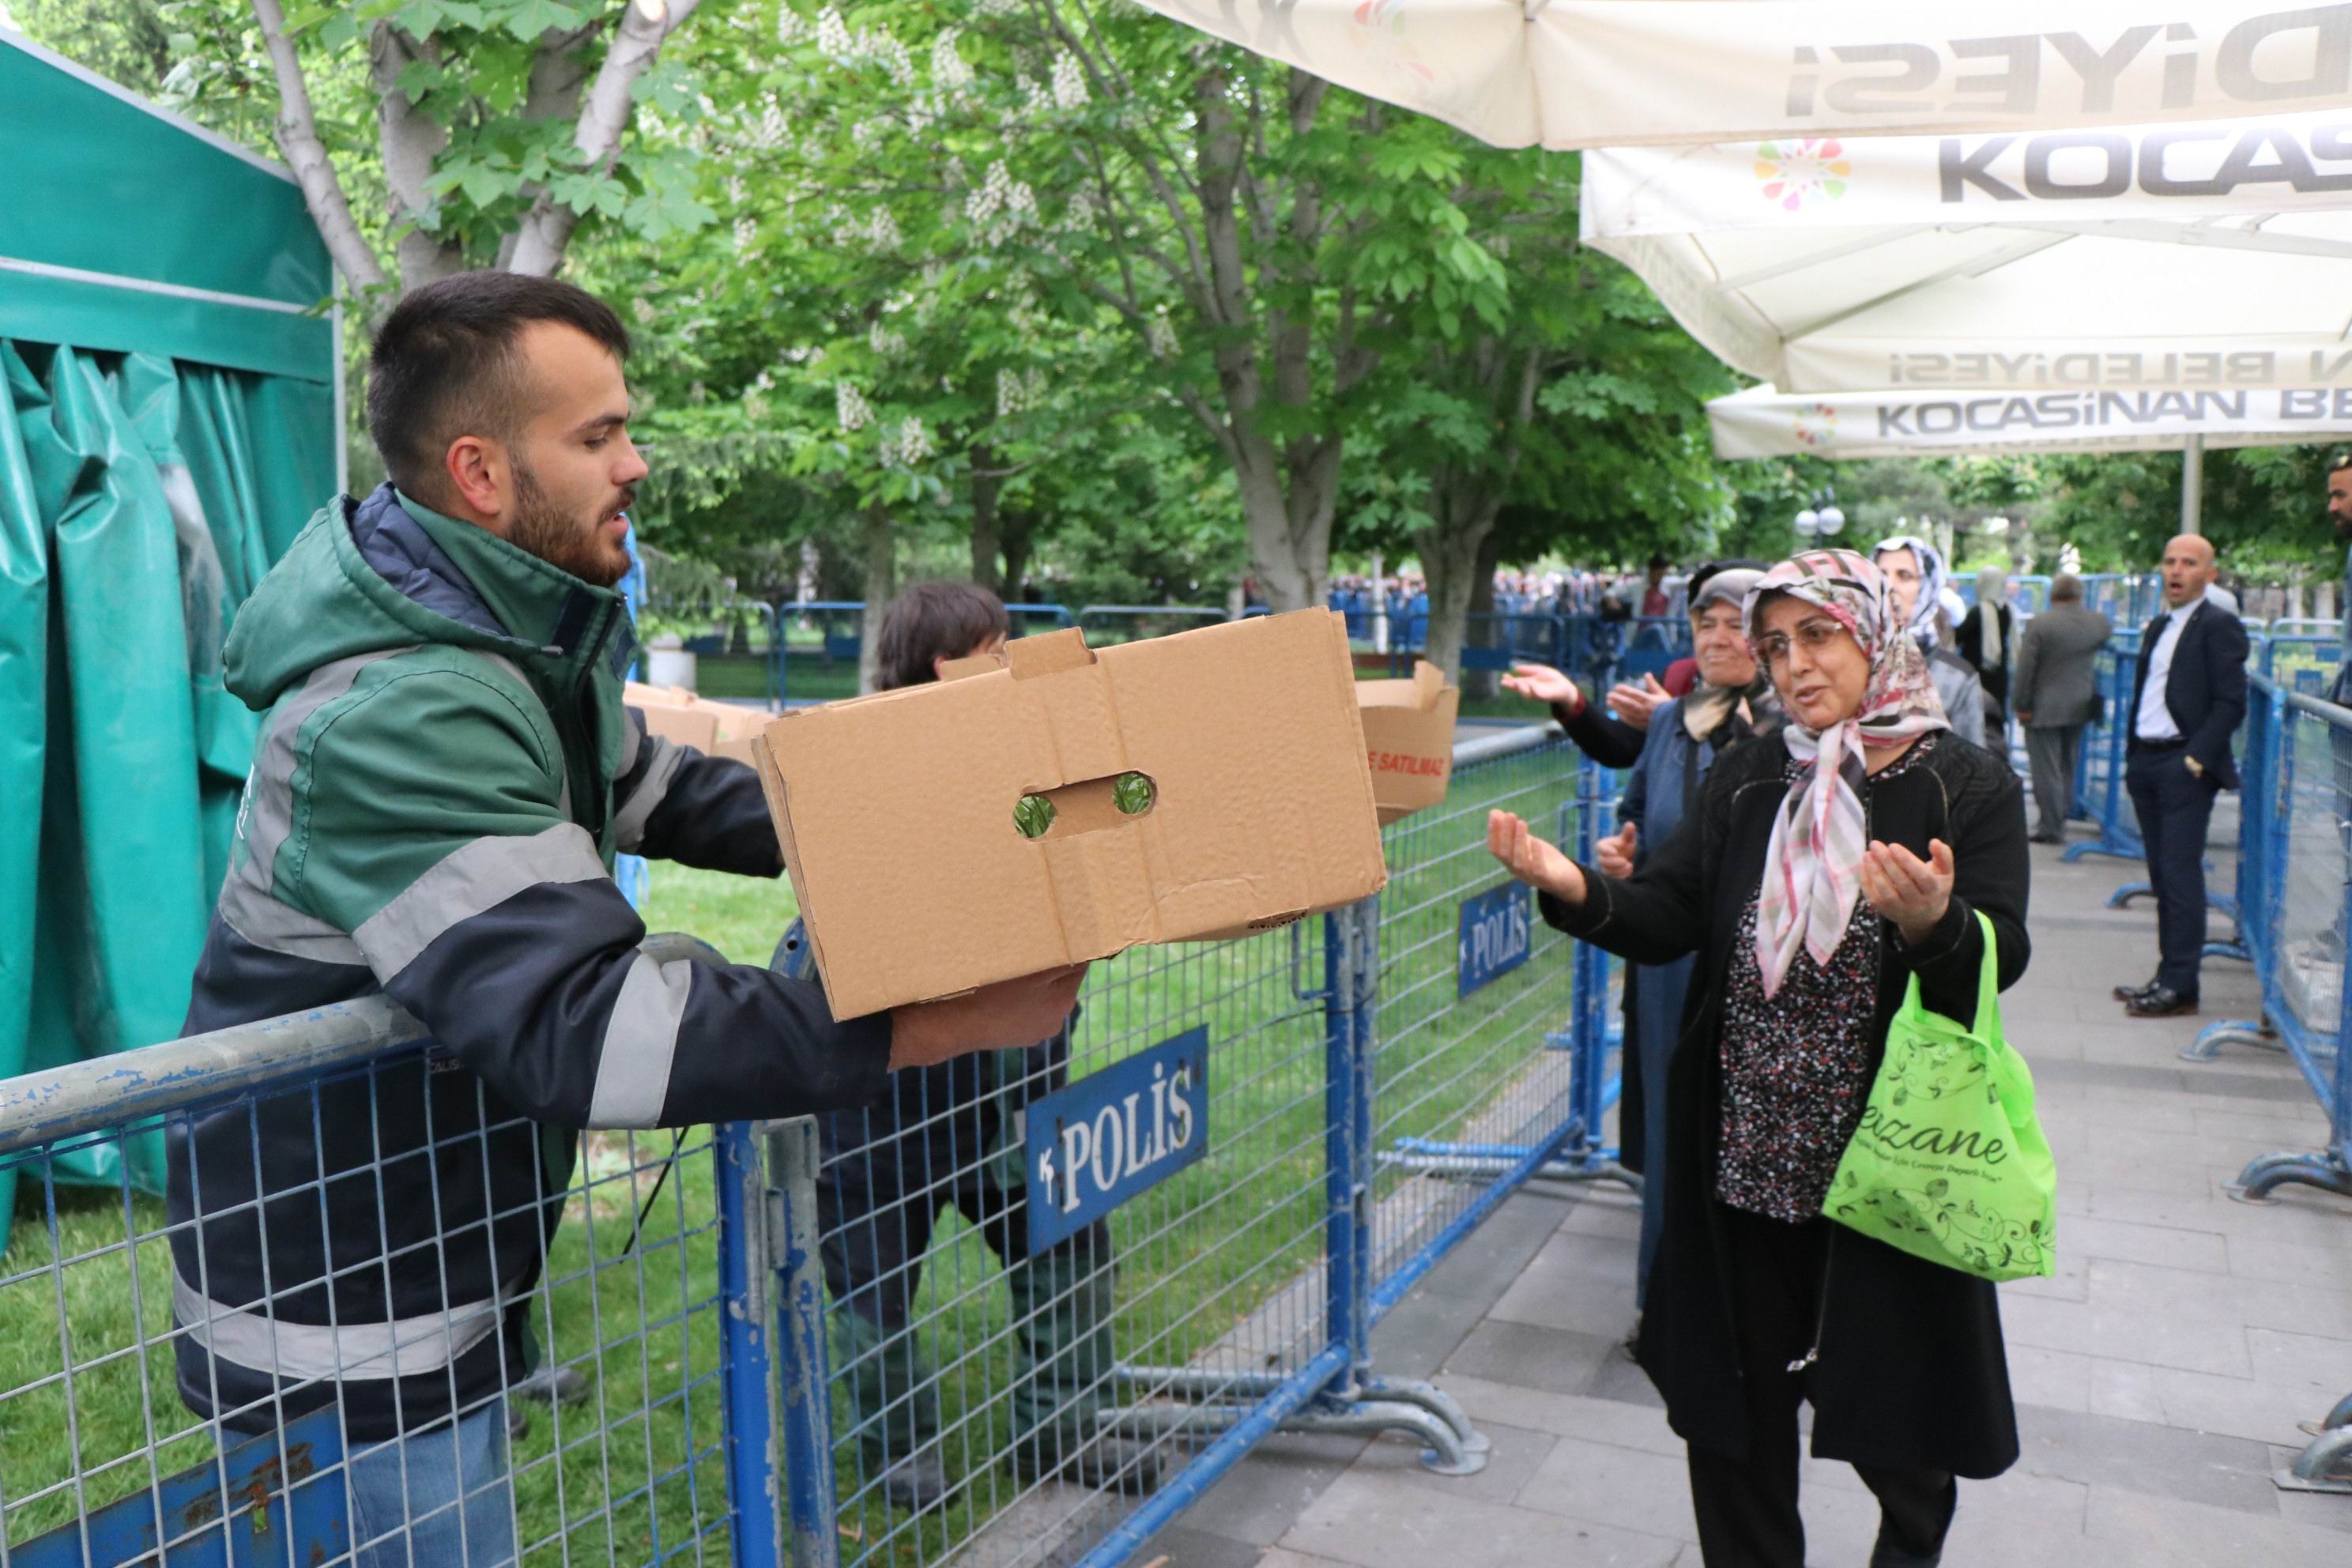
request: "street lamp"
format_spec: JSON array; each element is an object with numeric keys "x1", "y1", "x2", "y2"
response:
[{"x1": 1794, "y1": 487, "x2": 1844, "y2": 539}]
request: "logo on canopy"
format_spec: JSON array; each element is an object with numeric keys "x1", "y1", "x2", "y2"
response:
[
  {"x1": 1794, "y1": 401, "x2": 1838, "y2": 449},
  {"x1": 1754, "y1": 139, "x2": 1851, "y2": 213}
]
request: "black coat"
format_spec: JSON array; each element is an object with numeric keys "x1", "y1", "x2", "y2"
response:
[
  {"x1": 1542, "y1": 730, "x2": 2031, "y2": 1479},
  {"x1": 2129, "y1": 598, "x2": 2249, "y2": 790},
  {"x1": 1956, "y1": 603, "x2": 2015, "y2": 701}
]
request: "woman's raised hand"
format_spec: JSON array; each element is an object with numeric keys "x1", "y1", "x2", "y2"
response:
[
  {"x1": 1860, "y1": 838, "x2": 1955, "y2": 944},
  {"x1": 1487, "y1": 810, "x2": 1585, "y2": 903},
  {"x1": 1596, "y1": 821, "x2": 1638, "y2": 880},
  {"x1": 1603, "y1": 673, "x2": 1672, "y2": 732},
  {"x1": 1502, "y1": 662, "x2": 1580, "y2": 713}
]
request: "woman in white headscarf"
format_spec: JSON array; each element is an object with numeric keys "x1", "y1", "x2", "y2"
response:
[
  {"x1": 1487, "y1": 550, "x2": 2031, "y2": 1568},
  {"x1": 1871, "y1": 534, "x2": 1988, "y2": 751}
]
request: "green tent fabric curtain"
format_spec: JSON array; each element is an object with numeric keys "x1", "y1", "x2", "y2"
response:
[{"x1": 0, "y1": 341, "x2": 333, "y2": 1228}]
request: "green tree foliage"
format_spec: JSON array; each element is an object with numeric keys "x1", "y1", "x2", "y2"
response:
[{"x1": 21, "y1": 0, "x2": 1763, "y2": 637}]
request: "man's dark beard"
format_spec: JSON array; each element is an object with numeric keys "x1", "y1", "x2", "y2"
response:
[{"x1": 507, "y1": 458, "x2": 630, "y2": 586}]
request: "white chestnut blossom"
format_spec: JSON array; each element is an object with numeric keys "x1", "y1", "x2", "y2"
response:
[
  {"x1": 931, "y1": 28, "x2": 974, "y2": 92},
  {"x1": 814, "y1": 7, "x2": 852, "y2": 58},
  {"x1": 1051, "y1": 53, "x2": 1088, "y2": 110},
  {"x1": 836, "y1": 381, "x2": 873, "y2": 432}
]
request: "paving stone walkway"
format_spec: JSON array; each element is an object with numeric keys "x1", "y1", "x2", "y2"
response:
[{"x1": 1144, "y1": 827, "x2": 2352, "y2": 1567}]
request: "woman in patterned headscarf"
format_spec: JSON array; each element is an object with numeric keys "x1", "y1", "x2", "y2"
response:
[
  {"x1": 1871, "y1": 533, "x2": 1988, "y2": 751},
  {"x1": 1486, "y1": 550, "x2": 2033, "y2": 1568}
]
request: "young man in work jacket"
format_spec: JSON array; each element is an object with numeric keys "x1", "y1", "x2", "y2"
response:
[{"x1": 168, "y1": 271, "x2": 1084, "y2": 1567}]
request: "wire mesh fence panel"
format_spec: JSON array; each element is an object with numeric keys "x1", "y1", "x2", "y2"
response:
[
  {"x1": 1365, "y1": 735, "x2": 1588, "y2": 1293},
  {"x1": 2274, "y1": 701, "x2": 2351, "y2": 1054},
  {"x1": 0, "y1": 996, "x2": 756, "y2": 1568},
  {"x1": 639, "y1": 597, "x2": 781, "y2": 707},
  {"x1": 2194, "y1": 678, "x2": 2352, "y2": 1212},
  {"x1": 809, "y1": 910, "x2": 1335, "y2": 1568}
]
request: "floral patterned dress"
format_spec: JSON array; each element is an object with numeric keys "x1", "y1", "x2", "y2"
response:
[{"x1": 1715, "y1": 734, "x2": 1939, "y2": 1223}]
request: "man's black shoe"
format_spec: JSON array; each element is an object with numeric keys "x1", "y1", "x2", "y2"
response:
[
  {"x1": 2124, "y1": 985, "x2": 2198, "y2": 1018},
  {"x1": 2112, "y1": 979, "x2": 2159, "y2": 1003}
]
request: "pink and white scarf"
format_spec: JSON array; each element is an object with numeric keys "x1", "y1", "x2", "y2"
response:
[{"x1": 1741, "y1": 550, "x2": 1950, "y2": 999}]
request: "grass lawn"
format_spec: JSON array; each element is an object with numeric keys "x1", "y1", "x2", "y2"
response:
[{"x1": 0, "y1": 736, "x2": 1588, "y2": 1568}]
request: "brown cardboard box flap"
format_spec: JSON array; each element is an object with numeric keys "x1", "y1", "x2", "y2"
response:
[
  {"x1": 1356, "y1": 660, "x2": 1458, "y2": 825},
  {"x1": 756, "y1": 609, "x2": 1388, "y2": 1017},
  {"x1": 626, "y1": 683, "x2": 767, "y2": 759}
]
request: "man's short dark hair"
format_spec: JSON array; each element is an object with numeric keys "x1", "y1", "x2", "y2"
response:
[
  {"x1": 2050, "y1": 572, "x2": 2084, "y2": 602},
  {"x1": 877, "y1": 582, "x2": 1012, "y2": 692},
  {"x1": 366, "y1": 271, "x2": 631, "y2": 507}
]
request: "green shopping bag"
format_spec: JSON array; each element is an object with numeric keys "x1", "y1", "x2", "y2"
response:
[{"x1": 1822, "y1": 910, "x2": 2057, "y2": 1282}]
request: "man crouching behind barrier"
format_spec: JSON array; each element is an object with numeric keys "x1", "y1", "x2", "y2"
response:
[
  {"x1": 168, "y1": 271, "x2": 1084, "y2": 1567},
  {"x1": 1487, "y1": 550, "x2": 2030, "y2": 1568}
]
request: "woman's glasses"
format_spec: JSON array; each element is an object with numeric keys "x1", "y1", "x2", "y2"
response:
[{"x1": 1752, "y1": 616, "x2": 1850, "y2": 669}]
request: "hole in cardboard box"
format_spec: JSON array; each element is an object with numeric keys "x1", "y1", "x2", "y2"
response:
[{"x1": 1013, "y1": 771, "x2": 1158, "y2": 840}]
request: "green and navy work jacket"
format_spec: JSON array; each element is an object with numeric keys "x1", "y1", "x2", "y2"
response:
[{"x1": 168, "y1": 484, "x2": 890, "y2": 1442}]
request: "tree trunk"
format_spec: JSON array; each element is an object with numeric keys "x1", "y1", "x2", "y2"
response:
[
  {"x1": 1416, "y1": 475, "x2": 1506, "y2": 688},
  {"x1": 858, "y1": 504, "x2": 895, "y2": 695},
  {"x1": 1000, "y1": 511, "x2": 1038, "y2": 605},
  {"x1": 969, "y1": 456, "x2": 1003, "y2": 596},
  {"x1": 1462, "y1": 528, "x2": 1506, "y2": 701}
]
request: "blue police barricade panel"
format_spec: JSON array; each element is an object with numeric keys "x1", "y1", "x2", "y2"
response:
[
  {"x1": 1615, "y1": 647, "x2": 1677, "y2": 684},
  {"x1": 1457, "y1": 881, "x2": 1533, "y2": 998},
  {"x1": 1458, "y1": 644, "x2": 1517, "y2": 672},
  {"x1": 1027, "y1": 1027, "x2": 1209, "y2": 1257},
  {"x1": 14, "y1": 1404, "x2": 346, "y2": 1566}
]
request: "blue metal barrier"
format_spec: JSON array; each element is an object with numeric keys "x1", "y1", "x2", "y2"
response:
[
  {"x1": 2064, "y1": 631, "x2": 2147, "y2": 870},
  {"x1": 2183, "y1": 673, "x2": 2352, "y2": 1204},
  {"x1": 0, "y1": 934, "x2": 764, "y2": 1566},
  {"x1": 2176, "y1": 673, "x2": 2352, "y2": 1493},
  {"x1": 762, "y1": 722, "x2": 1617, "y2": 1566},
  {"x1": 0, "y1": 729, "x2": 1621, "y2": 1564}
]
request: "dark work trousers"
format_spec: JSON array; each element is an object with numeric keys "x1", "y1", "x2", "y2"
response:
[
  {"x1": 816, "y1": 1046, "x2": 1117, "y2": 1474},
  {"x1": 2125, "y1": 742, "x2": 2222, "y2": 997},
  {"x1": 2024, "y1": 724, "x2": 2084, "y2": 839},
  {"x1": 1686, "y1": 1206, "x2": 1958, "y2": 1568}
]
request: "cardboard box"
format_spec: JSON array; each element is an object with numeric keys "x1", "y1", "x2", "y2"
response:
[
  {"x1": 1355, "y1": 662, "x2": 1459, "y2": 824},
  {"x1": 624, "y1": 682, "x2": 767, "y2": 767},
  {"x1": 751, "y1": 610, "x2": 1389, "y2": 1018}
]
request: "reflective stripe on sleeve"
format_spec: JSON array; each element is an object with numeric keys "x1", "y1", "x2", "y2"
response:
[
  {"x1": 352, "y1": 824, "x2": 608, "y2": 980},
  {"x1": 610, "y1": 736, "x2": 686, "y2": 855},
  {"x1": 585, "y1": 948, "x2": 693, "y2": 1129}
]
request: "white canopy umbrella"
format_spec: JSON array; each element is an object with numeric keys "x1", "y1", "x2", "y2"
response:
[
  {"x1": 1709, "y1": 383, "x2": 2352, "y2": 459},
  {"x1": 1582, "y1": 122, "x2": 2352, "y2": 395},
  {"x1": 1123, "y1": 1, "x2": 2352, "y2": 150}
]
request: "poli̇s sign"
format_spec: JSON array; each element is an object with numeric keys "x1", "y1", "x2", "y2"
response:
[
  {"x1": 1458, "y1": 882, "x2": 1533, "y2": 998},
  {"x1": 1026, "y1": 1028, "x2": 1208, "y2": 1256}
]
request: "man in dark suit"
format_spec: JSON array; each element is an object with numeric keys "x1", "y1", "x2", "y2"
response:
[
  {"x1": 2014, "y1": 573, "x2": 2113, "y2": 843},
  {"x1": 2119, "y1": 534, "x2": 2249, "y2": 1018}
]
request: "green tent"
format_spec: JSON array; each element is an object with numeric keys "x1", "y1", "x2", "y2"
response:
[{"x1": 0, "y1": 29, "x2": 338, "y2": 1231}]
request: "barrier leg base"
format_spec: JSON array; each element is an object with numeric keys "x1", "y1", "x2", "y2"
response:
[
  {"x1": 1374, "y1": 1147, "x2": 1644, "y2": 1194},
  {"x1": 2296, "y1": 1390, "x2": 2352, "y2": 1437},
  {"x1": 2226, "y1": 1148, "x2": 2352, "y2": 1204},
  {"x1": 2274, "y1": 1425, "x2": 2352, "y2": 1494},
  {"x1": 2202, "y1": 940, "x2": 2251, "y2": 963},
  {"x1": 2062, "y1": 841, "x2": 2143, "y2": 865},
  {"x1": 2107, "y1": 881, "x2": 2155, "y2": 909},
  {"x1": 1100, "y1": 1396, "x2": 1491, "y2": 1476},
  {"x1": 1359, "y1": 1375, "x2": 1492, "y2": 1459},
  {"x1": 2182, "y1": 1019, "x2": 2276, "y2": 1062}
]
